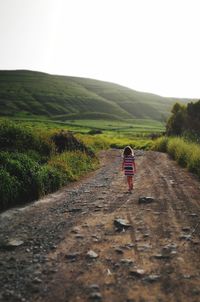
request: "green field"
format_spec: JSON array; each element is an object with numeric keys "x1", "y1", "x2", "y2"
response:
[{"x1": 8, "y1": 117, "x2": 164, "y2": 137}]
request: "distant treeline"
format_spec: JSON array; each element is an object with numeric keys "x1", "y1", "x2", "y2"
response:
[{"x1": 166, "y1": 100, "x2": 200, "y2": 140}]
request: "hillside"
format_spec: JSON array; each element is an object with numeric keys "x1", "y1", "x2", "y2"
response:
[{"x1": 0, "y1": 70, "x2": 189, "y2": 121}]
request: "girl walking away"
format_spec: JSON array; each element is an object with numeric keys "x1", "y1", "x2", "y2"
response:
[{"x1": 122, "y1": 146, "x2": 136, "y2": 192}]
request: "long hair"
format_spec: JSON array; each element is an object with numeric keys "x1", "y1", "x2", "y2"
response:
[{"x1": 123, "y1": 146, "x2": 134, "y2": 157}]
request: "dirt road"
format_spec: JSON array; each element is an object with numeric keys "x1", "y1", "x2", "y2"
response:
[{"x1": 0, "y1": 150, "x2": 200, "y2": 302}]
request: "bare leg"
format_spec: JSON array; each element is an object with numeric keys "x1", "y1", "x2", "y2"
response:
[
  {"x1": 130, "y1": 176, "x2": 133, "y2": 190},
  {"x1": 127, "y1": 176, "x2": 132, "y2": 191}
]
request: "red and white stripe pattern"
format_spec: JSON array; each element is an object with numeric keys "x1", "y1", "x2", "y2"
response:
[{"x1": 123, "y1": 155, "x2": 135, "y2": 176}]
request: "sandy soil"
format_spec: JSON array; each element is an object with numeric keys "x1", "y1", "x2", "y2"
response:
[{"x1": 0, "y1": 150, "x2": 200, "y2": 302}]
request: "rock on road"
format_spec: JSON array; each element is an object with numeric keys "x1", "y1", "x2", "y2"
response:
[{"x1": 0, "y1": 150, "x2": 200, "y2": 302}]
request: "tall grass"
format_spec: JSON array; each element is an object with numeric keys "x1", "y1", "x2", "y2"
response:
[
  {"x1": 152, "y1": 136, "x2": 168, "y2": 152},
  {"x1": 0, "y1": 120, "x2": 99, "y2": 211},
  {"x1": 75, "y1": 134, "x2": 110, "y2": 152},
  {"x1": 0, "y1": 119, "x2": 55, "y2": 158},
  {"x1": 152, "y1": 136, "x2": 200, "y2": 178},
  {"x1": 49, "y1": 151, "x2": 99, "y2": 181},
  {"x1": 76, "y1": 133, "x2": 153, "y2": 151}
]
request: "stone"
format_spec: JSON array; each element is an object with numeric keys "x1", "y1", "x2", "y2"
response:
[
  {"x1": 163, "y1": 243, "x2": 177, "y2": 250},
  {"x1": 68, "y1": 208, "x2": 82, "y2": 213},
  {"x1": 89, "y1": 284, "x2": 100, "y2": 291},
  {"x1": 115, "y1": 248, "x2": 124, "y2": 254},
  {"x1": 191, "y1": 240, "x2": 200, "y2": 245},
  {"x1": 192, "y1": 288, "x2": 200, "y2": 295},
  {"x1": 87, "y1": 250, "x2": 98, "y2": 259},
  {"x1": 89, "y1": 292, "x2": 102, "y2": 300},
  {"x1": 144, "y1": 274, "x2": 160, "y2": 282},
  {"x1": 137, "y1": 244, "x2": 152, "y2": 252},
  {"x1": 75, "y1": 234, "x2": 84, "y2": 239},
  {"x1": 114, "y1": 218, "x2": 131, "y2": 231},
  {"x1": 0, "y1": 239, "x2": 24, "y2": 250},
  {"x1": 183, "y1": 274, "x2": 191, "y2": 279},
  {"x1": 50, "y1": 268, "x2": 58, "y2": 273},
  {"x1": 179, "y1": 234, "x2": 192, "y2": 241},
  {"x1": 71, "y1": 227, "x2": 81, "y2": 234},
  {"x1": 33, "y1": 277, "x2": 42, "y2": 284},
  {"x1": 107, "y1": 269, "x2": 112, "y2": 275},
  {"x1": 153, "y1": 254, "x2": 171, "y2": 260},
  {"x1": 65, "y1": 253, "x2": 80, "y2": 261},
  {"x1": 120, "y1": 259, "x2": 134, "y2": 265},
  {"x1": 189, "y1": 213, "x2": 198, "y2": 217},
  {"x1": 129, "y1": 269, "x2": 146, "y2": 278},
  {"x1": 182, "y1": 227, "x2": 191, "y2": 232},
  {"x1": 138, "y1": 197, "x2": 155, "y2": 204},
  {"x1": 126, "y1": 243, "x2": 135, "y2": 249}
]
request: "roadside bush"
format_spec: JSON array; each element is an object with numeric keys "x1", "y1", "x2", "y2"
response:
[
  {"x1": 0, "y1": 169, "x2": 20, "y2": 210},
  {"x1": 187, "y1": 145, "x2": 200, "y2": 177},
  {"x1": 152, "y1": 136, "x2": 200, "y2": 179},
  {"x1": 167, "y1": 138, "x2": 191, "y2": 167},
  {"x1": 0, "y1": 120, "x2": 55, "y2": 158},
  {"x1": 0, "y1": 121, "x2": 103, "y2": 211},
  {"x1": 25, "y1": 150, "x2": 42, "y2": 163},
  {"x1": 75, "y1": 134, "x2": 110, "y2": 152},
  {"x1": 0, "y1": 151, "x2": 40, "y2": 202},
  {"x1": 49, "y1": 151, "x2": 99, "y2": 181},
  {"x1": 51, "y1": 130, "x2": 95, "y2": 156},
  {"x1": 152, "y1": 136, "x2": 169, "y2": 152},
  {"x1": 36, "y1": 165, "x2": 66, "y2": 195}
]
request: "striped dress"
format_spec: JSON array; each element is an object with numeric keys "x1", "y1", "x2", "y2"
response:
[{"x1": 123, "y1": 155, "x2": 135, "y2": 176}]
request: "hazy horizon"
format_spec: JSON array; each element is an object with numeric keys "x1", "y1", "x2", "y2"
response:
[{"x1": 0, "y1": 0, "x2": 200, "y2": 99}]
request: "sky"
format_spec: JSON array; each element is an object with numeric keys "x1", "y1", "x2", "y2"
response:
[{"x1": 0, "y1": 0, "x2": 200, "y2": 98}]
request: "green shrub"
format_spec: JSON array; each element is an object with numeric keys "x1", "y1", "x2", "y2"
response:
[
  {"x1": 152, "y1": 136, "x2": 169, "y2": 152},
  {"x1": 88, "y1": 129, "x2": 103, "y2": 135},
  {"x1": 0, "y1": 169, "x2": 20, "y2": 210},
  {"x1": 25, "y1": 150, "x2": 42, "y2": 163},
  {"x1": 167, "y1": 138, "x2": 179, "y2": 159},
  {"x1": 152, "y1": 136, "x2": 200, "y2": 178},
  {"x1": 0, "y1": 120, "x2": 55, "y2": 157},
  {"x1": 36, "y1": 165, "x2": 66, "y2": 195},
  {"x1": 75, "y1": 134, "x2": 110, "y2": 152},
  {"x1": 0, "y1": 151, "x2": 40, "y2": 202},
  {"x1": 167, "y1": 138, "x2": 191, "y2": 167},
  {"x1": 0, "y1": 121, "x2": 102, "y2": 211},
  {"x1": 187, "y1": 145, "x2": 200, "y2": 177},
  {"x1": 167, "y1": 138, "x2": 192, "y2": 167},
  {"x1": 49, "y1": 151, "x2": 99, "y2": 181},
  {"x1": 51, "y1": 130, "x2": 95, "y2": 156}
]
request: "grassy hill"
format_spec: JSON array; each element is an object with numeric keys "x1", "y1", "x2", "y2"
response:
[{"x1": 0, "y1": 70, "x2": 189, "y2": 122}]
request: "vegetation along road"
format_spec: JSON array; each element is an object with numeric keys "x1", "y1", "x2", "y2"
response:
[{"x1": 0, "y1": 149, "x2": 200, "y2": 302}]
